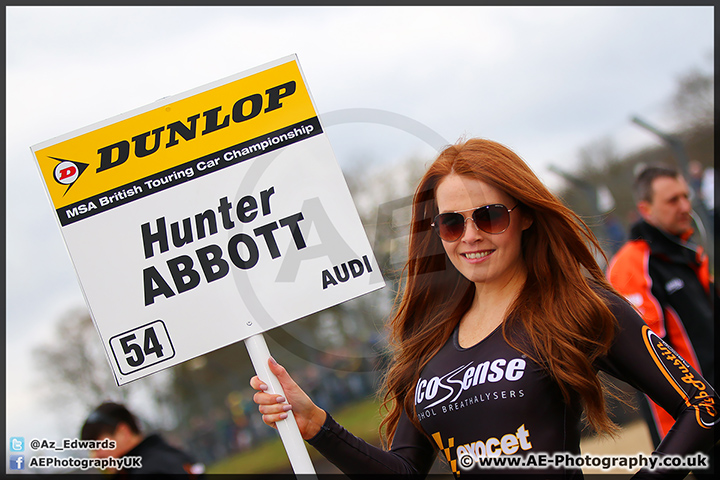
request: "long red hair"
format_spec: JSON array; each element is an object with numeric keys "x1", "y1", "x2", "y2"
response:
[{"x1": 380, "y1": 138, "x2": 621, "y2": 445}]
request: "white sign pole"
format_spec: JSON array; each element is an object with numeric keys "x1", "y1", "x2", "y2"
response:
[{"x1": 244, "y1": 333, "x2": 316, "y2": 475}]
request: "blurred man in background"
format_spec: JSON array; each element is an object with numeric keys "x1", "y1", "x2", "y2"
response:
[
  {"x1": 607, "y1": 165, "x2": 715, "y2": 446},
  {"x1": 81, "y1": 401, "x2": 204, "y2": 477}
]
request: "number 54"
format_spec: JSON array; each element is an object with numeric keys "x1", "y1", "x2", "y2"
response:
[{"x1": 110, "y1": 320, "x2": 175, "y2": 375}]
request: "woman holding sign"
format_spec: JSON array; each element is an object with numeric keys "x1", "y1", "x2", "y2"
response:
[{"x1": 251, "y1": 138, "x2": 717, "y2": 477}]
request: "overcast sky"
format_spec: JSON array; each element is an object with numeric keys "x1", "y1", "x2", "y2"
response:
[{"x1": 5, "y1": 5, "x2": 714, "y2": 459}]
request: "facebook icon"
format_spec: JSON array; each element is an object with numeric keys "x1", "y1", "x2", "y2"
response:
[{"x1": 10, "y1": 455, "x2": 25, "y2": 470}]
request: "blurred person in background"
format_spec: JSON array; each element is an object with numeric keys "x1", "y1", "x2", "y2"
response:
[
  {"x1": 607, "y1": 165, "x2": 715, "y2": 446},
  {"x1": 701, "y1": 165, "x2": 714, "y2": 233},
  {"x1": 81, "y1": 401, "x2": 205, "y2": 477},
  {"x1": 689, "y1": 159, "x2": 714, "y2": 234}
]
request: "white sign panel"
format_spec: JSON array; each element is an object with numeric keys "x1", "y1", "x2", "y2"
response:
[{"x1": 32, "y1": 55, "x2": 384, "y2": 385}]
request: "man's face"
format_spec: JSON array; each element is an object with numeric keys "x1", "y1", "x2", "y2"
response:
[{"x1": 639, "y1": 175, "x2": 693, "y2": 236}]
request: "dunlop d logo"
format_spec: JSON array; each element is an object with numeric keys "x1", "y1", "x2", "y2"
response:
[{"x1": 51, "y1": 158, "x2": 89, "y2": 194}]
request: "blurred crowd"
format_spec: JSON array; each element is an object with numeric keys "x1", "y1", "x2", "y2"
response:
[{"x1": 172, "y1": 337, "x2": 388, "y2": 466}]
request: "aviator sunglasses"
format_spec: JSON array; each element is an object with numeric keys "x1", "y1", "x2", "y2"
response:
[{"x1": 431, "y1": 203, "x2": 519, "y2": 242}]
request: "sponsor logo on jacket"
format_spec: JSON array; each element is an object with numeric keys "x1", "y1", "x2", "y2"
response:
[{"x1": 416, "y1": 357, "x2": 526, "y2": 409}]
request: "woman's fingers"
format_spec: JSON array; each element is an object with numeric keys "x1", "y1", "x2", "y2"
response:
[
  {"x1": 258, "y1": 402, "x2": 293, "y2": 418},
  {"x1": 249, "y1": 375, "x2": 266, "y2": 389},
  {"x1": 258, "y1": 404, "x2": 293, "y2": 426},
  {"x1": 267, "y1": 357, "x2": 300, "y2": 391},
  {"x1": 250, "y1": 372, "x2": 294, "y2": 427},
  {"x1": 249, "y1": 358, "x2": 326, "y2": 438},
  {"x1": 249, "y1": 358, "x2": 294, "y2": 393},
  {"x1": 252, "y1": 390, "x2": 293, "y2": 426}
]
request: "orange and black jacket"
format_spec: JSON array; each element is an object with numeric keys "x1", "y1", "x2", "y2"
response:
[
  {"x1": 607, "y1": 220, "x2": 715, "y2": 439},
  {"x1": 607, "y1": 220, "x2": 714, "y2": 386}
]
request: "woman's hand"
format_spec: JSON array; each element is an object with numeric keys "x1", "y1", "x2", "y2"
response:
[{"x1": 250, "y1": 357, "x2": 327, "y2": 440}]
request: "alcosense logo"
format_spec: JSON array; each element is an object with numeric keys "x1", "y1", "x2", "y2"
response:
[{"x1": 416, "y1": 357, "x2": 527, "y2": 409}]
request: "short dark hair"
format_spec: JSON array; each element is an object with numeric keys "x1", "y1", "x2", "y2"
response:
[
  {"x1": 81, "y1": 402, "x2": 141, "y2": 440},
  {"x1": 633, "y1": 165, "x2": 680, "y2": 204}
]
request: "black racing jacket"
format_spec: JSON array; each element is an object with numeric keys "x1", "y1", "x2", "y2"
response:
[
  {"x1": 308, "y1": 290, "x2": 717, "y2": 479},
  {"x1": 115, "y1": 433, "x2": 204, "y2": 477},
  {"x1": 626, "y1": 220, "x2": 714, "y2": 385}
]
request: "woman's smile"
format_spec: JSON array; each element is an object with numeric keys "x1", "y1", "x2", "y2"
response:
[{"x1": 461, "y1": 250, "x2": 493, "y2": 261}]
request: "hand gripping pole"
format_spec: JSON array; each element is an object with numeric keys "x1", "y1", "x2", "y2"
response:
[{"x1": 244, "y1": 333, "x2": 317, "y2": 476}]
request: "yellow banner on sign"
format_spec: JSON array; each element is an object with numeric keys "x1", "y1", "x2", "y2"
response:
[{"x1": 35, "y1": 60, "x2": 316, "y2": 209}]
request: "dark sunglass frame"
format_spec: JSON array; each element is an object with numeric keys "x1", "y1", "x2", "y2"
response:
[{"x1": 431, "y1": 203, "x2": 519, "y2": 241}]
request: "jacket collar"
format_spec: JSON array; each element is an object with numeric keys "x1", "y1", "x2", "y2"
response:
[{"x1": 629, "y1": 220, "x2": 702, "y2": 267}]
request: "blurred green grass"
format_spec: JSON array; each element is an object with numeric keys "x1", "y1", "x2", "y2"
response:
[{"x1": 207, "y1": 395, "x2": 384, "y2": 474}]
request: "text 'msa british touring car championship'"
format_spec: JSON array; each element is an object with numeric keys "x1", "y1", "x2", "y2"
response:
[{"x1": 32, "y1": 55, "x2": 384, "y2": 385}]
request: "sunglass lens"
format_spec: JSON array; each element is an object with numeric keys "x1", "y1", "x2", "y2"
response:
[
  {"x1": 473, "y1": 205, "x2": 509, "y2": 234},
  {"x1": 436, "y1": 213, "x2": 465, "y2": 241}
]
